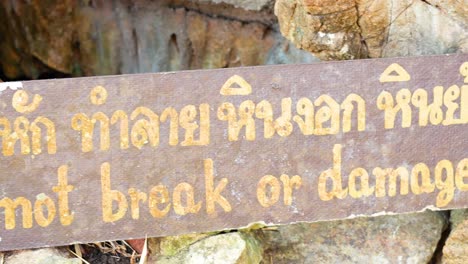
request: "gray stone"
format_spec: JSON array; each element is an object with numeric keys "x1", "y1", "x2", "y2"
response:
[
  {"x1": 266, "y1": 36, "x2": 320, "y2": 65},
  {"x1": 450, "y1": 209, "x2": 468, "y2": 229},
  {"x1": 194, "y1": 0, "x2": 274, "y2": 11},
  {"x1": 5, "y1": 248, "x2": 80, "y2": 264},
  {"x1": 149, "y1": 233, "x2": 212, "y2": 257},
  {"x1": 151, "y1": 232, "x2": 263, "y2": 264},
  {"x1": 255, "y1": 211, "x2": 447, "y2": 263}
]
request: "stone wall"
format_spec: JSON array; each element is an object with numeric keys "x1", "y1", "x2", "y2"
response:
[
  {"x1": 0, "y1": 0, "x2": 315, "y2": 80},
  {"x1": 0, "y1": 0, "x2": 466, "y2": 263}
]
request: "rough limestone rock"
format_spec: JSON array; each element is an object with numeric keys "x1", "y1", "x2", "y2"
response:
[
  {"x1": 5, "y1": 248, "x2": 80, "y2": 264},
  {"x1": 275, "y1": 0, "x2": 364, "y2": 60},
  {"x1": 443, "y1": 219, "x2": 468, "y2": 264},
  {"x1": 255, "y1": 212, "x2": 446, "y2": 263},
  {"x1": 195, "y1": 0, "x2": 274, "y2": 11},
  {"x1": 0, "y1": 0, "x2": 316, "y2": 80},
  {"x1": 275, "y1": 0, "x2": 467, "y2": 59},
  {"x1": 149, "y1": 233, "x2": 212, "y2": 257},
  {"x1": 150, "y1": 232, "x2": 263, "y2": 264}
]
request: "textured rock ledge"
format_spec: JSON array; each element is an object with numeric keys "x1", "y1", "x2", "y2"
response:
[
  {"x1": 147, "y1": 212, "x2": 447, "y2": 263},
  {"x1": 0, "y1": 0, "x2": 316, "y2": 80},
  {"x1": 275, "y1": 0, "x2": 467, "y2": 60}
]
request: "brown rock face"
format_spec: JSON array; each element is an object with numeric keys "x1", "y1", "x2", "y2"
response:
[
  {"x1": 0, "y1": 0, "x2": 316, "y2": 80},
  {"x1": 275, "y1": 0, "x2": 467, "y2": 59},
  {"x1": 0, "y1": 1, "x2": 75, "y2": 79},
  {"x1": 303, "y1": 0, "x2": 356, "y2": 15},
  {"x1": 275, "y1": 0, "x2": 365, "y2": 60}
]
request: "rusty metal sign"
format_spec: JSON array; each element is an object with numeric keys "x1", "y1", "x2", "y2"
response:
[{"x1": 0, "y1": 54, "x2": 467, "y2": 251}]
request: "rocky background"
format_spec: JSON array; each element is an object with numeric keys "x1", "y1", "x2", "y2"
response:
[{"x1": 0, "y1": 0, "x2": 467, "y2": 263}]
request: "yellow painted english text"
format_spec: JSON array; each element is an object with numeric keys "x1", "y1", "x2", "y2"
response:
[{"x1": 319, "y1": 144, "x2": 468, "y2": 207}]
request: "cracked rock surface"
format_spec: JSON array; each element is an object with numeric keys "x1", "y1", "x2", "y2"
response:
[
  {"x1": 275, "y1": 0, "x2": 467, "y2": 59},
  {"x1": 255, "y1": 211, "x2": 447, "y2": 263},
  {"x1": 0, "y1": 0, "x2": 316, "y2": 80},
  {"x1": 2, "y1": 0, "x2": 465, "y2": 80},
  {"x1": 442, "y1": 209, "x2": 468, "y2": 264},
  {"x1": 194, "y1": 0, "x2": 274, "y2": 11}
]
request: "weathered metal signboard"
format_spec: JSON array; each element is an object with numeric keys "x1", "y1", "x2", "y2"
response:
[{"x1": 0, "y1": 54, "x2": 467, "y2": 251}]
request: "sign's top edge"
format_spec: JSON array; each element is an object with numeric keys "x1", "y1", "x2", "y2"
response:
[{"x1": 5, "y1": 53, "x2": 467, "y2": 85}]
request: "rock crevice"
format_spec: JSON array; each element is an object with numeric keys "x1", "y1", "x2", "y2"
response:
[{"x1": 275, "y1": 0, "x2": 467, "y2": 59}]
